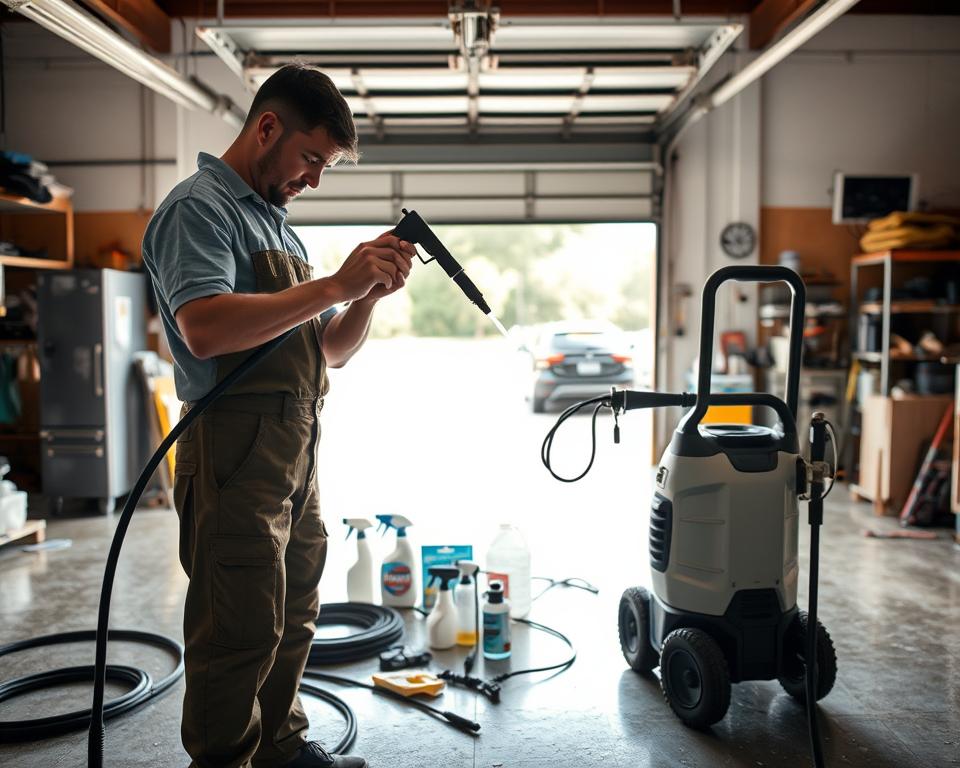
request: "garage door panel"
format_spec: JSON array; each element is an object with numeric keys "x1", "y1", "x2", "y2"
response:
[
  {"x1": 404, "y1": 172, "x2": 526, "y2": 197},
  {"x1": 537, "y1": 171, "x2": 652, "y2": 196},
  {"x1": 400, "y1": 197, "x2": 526, "y2": 222},
  {"x1": 536, "y1": 197, "x2": 652, "y2": 221}
]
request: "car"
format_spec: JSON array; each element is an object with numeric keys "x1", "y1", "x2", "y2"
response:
[{"x1": 521, "y1": 320, "x2": 636, "y2": 413}]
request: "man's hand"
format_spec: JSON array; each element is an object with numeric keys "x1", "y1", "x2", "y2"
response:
[{"x1": 331, "y1": 231, "x2": 415, "y2": 304}]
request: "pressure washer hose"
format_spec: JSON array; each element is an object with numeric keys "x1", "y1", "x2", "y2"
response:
[
  {"x1": 806, "y1": 415, "x2": 828, "y2": 768},
  {"x1": 86, "y1": 327, "x2": 301, "y2": 768}
]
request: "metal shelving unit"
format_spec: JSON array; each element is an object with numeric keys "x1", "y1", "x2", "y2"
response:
[{"x1": 849, "y1": 250, "x2": 960, "y2": 397}]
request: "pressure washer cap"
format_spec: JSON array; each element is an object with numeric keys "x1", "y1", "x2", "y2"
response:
[{"x1": 486, "y1": 581, "x2": 505, "y2": 603}]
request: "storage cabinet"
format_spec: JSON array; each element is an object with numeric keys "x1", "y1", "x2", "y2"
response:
[{"x1": 856, "y1": 394, "x2": 953, "y2": 515}]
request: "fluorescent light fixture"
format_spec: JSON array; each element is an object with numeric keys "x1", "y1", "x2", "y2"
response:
[
  {"x1": 710, "y1": 0, "x2": 861, "y2": 108},
  {"x1": 4, "y1": 0, "x2": 245, "y2": 128}
]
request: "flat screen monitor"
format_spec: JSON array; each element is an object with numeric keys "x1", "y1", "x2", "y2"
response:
[{"x1": 832, "y1": 173, "x2": 918, "y2": 224}]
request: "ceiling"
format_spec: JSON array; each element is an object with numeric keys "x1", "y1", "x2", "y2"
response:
[{"x1": 194, "y1": 16, "x2": 742, "y2": 140}]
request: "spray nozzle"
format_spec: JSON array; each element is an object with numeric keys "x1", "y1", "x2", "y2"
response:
[
  {"x1": 343, "y1": 517, "x2": 373, "y2": 540},
  {"x1": 428, "y1": 566, "x2": 461, "y2": 590},
  {"x1": 456, "y1": 560, "x2": 479, "y2": 582},
  {"x1": 392, "y1": 208, "x2": 491, "y2": 315},
  {"x1": 375, "y1": 514, "x2": 413, "y2": 536}
]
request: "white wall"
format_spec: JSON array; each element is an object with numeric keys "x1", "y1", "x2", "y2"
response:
[
  {"x1": 658, "y1": 53, "x2": 762, "y2": 406},
  {"x1": 4, "y1": 23, "x2": 180, "y2": 211},
  {"x1": 762, "y1": 15, "x2": 960, "y2": 209},
  {"x1": 659, "y1": 13, "x2": 960, "y2": 411}
]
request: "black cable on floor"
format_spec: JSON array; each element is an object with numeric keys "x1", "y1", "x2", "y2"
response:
[
  {"x1": 304, "y1": 670, "x2": 480, "y2": 735},
  {"x1": 296, "y1": 680, "x2": 358, "y2": 754},
  {"x1": 309, "y1": 603, "x2": 405, "y2": 665},
  {"x1": 0, "y1": 629, "x2": 183, "y2": 743}
]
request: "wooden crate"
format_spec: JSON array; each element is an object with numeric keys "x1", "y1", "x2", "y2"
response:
[
  {"x1": 854, "y1": 394, "x2": 954, "y2": 515},
  {"x1": 0, "y1": 520, "x2": 46, "y2": 550}
]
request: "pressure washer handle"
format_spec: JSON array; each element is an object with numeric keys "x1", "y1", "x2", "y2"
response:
[
  {"x1": 611, "y1": 389, "x2": 697, "y2": 412},
  {"x1": 680, "y1": 265, "x2": 806, "y2": 435}
]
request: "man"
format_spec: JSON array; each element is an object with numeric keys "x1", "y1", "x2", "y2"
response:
[{"x1": 142, "y1": 64, "x2": 414, "y2": 768}]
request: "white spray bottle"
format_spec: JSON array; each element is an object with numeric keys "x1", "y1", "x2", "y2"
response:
[
  {"x1": 426, "y1": 566, "x2": 460, "y2": 650},
  {"x1": 343, "y1": 518, "x2": 374, "y2": 603},
  {"x1": 455, "y1": 560, "x2": 480, "y2": 647},
  {"x1": 376, "y1": 514, "x2": 416, "y2": 607}
]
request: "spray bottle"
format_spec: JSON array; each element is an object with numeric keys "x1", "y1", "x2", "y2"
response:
[
  {"x1": 425, "y1": 566, "x2": 460, "y2": 650},
  {"x1": 343, "y1": 518, "x2": 374, "y2": 603},
  {"x1": 482, "y1": 580, "x2": 512, "y2": 660},
  {"x1": 376, "y1": 514, "x2": 416, "y2": 607},
  {"x1": 455, "y1": 561, "x2": 480, "y2": 647}
]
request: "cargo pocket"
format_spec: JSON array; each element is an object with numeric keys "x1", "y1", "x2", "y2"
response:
[
  {"x1": 209, "y1": 535, "x2": 281, "y2": 649},
  {"x1": 212, "y1": 411, "x2": 267, "y2": 490},
  {"x1": 173, "y1": 461, "x2": 197, "y2": 576}
]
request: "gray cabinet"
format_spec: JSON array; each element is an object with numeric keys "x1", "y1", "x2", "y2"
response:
[{"x1": 37, "y1": 269, "x2": 149, "y2": 514}]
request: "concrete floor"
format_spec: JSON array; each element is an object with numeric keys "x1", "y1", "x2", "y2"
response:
[{"x1": 1, "y1": 490, "x2": 958, "y2": 768}]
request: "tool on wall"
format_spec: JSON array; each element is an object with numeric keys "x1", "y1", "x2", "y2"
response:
[{"x1": 542, "y1": 265, "x2": 838, "y2": 768}]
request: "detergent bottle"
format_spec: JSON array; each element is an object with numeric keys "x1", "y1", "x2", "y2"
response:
[
  {"x1": 425, "y1": 566, "x2": 460, "y2": 650},
  {"x1": 343, "y1": 518, "x2": 374, "y2": 603},
  {"x1": 486, "y1": 523, "x2": 531, "y2": 618},
  {"x1": 376, "y1": 514, "x2": 416, "y2": 607},
  {"x1": 482, "y1": 580, "x2": 512, "y2": 660}
]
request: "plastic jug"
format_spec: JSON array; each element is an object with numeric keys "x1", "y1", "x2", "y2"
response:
[{"x1": 485, "y1": 524, "x2": 531, "y2": 618}]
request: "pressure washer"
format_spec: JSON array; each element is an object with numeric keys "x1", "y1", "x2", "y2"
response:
[{"x1": 542, "y1": 265, "x2": 838, "y2": 768}]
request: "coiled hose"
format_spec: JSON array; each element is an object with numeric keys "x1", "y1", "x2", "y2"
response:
[{"x1": 0, "y1": 328, "x2": 355, "y2": 762}]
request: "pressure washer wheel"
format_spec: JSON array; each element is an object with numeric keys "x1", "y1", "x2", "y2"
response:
[
  {"x1": 659, "y1": 628, "x2": 731, "y2": 728},
  {"x1": 618, "y1": 587, "x2": 659, "y2": 674},
  {"x1": 778, "y1": 610, "x2": 837, "y2": 702}
]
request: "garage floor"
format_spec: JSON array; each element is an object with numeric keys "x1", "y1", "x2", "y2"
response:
[{"x1": 1, "y1": 490, "x2": 958, "y2": 768}]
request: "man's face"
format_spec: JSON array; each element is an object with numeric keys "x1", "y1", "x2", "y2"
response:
[{"x1": 255, "y1": 113, "x2": 339, "y2": 207}]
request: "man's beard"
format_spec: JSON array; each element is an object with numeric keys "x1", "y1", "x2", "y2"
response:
[{"x1": 257, "y1": 141, "x2": 289, "y2": 207}]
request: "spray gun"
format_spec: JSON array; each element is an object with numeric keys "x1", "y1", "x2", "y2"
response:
[{"x1": 392, "y1": 208, "x2": 491, "y2": 316}]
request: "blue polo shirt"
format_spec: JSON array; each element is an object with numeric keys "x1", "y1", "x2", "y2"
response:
[{"x1": 143, "y1": 152, "x2": 335, "y2": 401}]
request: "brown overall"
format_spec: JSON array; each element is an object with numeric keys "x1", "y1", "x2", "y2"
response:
[{"x1": 173, "y1": 250, "x2": 330, "y2": 768}]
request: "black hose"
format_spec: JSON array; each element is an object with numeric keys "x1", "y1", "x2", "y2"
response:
[
  {"x1": 296, "y1": 680, "x2": 358, "y2": 754},
  {"x1": 806, "y1": 415, "x2": 827, "y2": 768},
  {"x1": 85, "y1": 327, "x2": 302, "y2": 768},
  {"x1": 304, "y1": 671, "x2": 481, "y2": 735},
  {"x1": 0, "y1": 629, "x2": 183, "y2": 743},
  {"x1": 540, "y1": 396, "x2": 610, "y2": 482},
  {"x1": 309, "y1": 603, "x2": 405, "y2": 665}
]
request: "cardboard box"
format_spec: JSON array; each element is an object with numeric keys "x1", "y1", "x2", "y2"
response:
[{"x1": 858, "y1": 394, "x2": 954, "y2": 515}]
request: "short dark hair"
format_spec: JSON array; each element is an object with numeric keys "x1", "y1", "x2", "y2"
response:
[{"x1": 245, "y1": 64, "x2": 358, "y2": 164}]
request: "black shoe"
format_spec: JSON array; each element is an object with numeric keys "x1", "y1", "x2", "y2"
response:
[{"x1": 283, "y1": 741, "x2": 368, "y2": 768}]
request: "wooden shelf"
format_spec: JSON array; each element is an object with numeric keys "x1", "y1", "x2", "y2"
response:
[
  {"x1": 853, "y1": 250, "x2": 960, "y2": 266},
  {"x1": 855, "y1": 352, "x2": 952, "y2": 364},
  {"x1": 860, "y1": 300, "x2": 960, "y2": 315},
  {"x1": 0, "y1": 190, "x2": 74, "y2": 269}
]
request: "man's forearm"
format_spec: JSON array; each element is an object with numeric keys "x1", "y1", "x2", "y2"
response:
[
  {"x1": 322, "y1": 298, "x2": 377, "y2": 368},
  {"x1": 175, "y1": 278, "x2": 344, "y2": 359}
]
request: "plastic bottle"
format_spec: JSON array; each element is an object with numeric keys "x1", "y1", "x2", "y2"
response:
[
  {"x1": 343, "y1": 518, "x2": 374, "y2": 603},
  {"x1": 376, "y1": 514, "x2": 417, "y2": 607},
  {"x1": 485, "y1": 523, "x2": 531, "y2": 618},
  {"x1": 482, "y1": 581, "x2": 511, "y2": 660},
  {"x1": 426, "y1": 566, "x2": 460, "y2": 650},
  {"x1": 455, "y1": 560, "x2": 479, "y2": 647}
]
